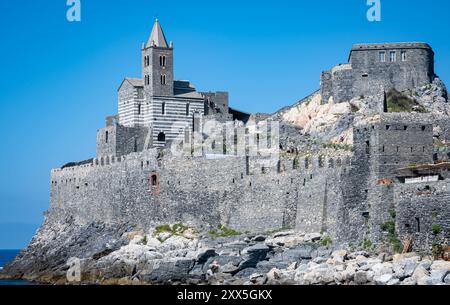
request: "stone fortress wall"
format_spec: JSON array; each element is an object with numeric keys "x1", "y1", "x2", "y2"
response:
[
  {"x1": 49, "y1": 112, "x2": 450, "y2": 251},
  {"x1": 321, "y1": 43, "x2": 435, "y2": 103}
]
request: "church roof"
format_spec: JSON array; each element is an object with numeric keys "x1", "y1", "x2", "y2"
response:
[
  {"x1": 125, "y1": 78, "x2": 144, "y2": 87},
  {"x1": 146, "y1": 19, "x2": 169, "y2": 48},
  {"x1": 118, "y1": 78, "x2": 143, "y2": 91}
]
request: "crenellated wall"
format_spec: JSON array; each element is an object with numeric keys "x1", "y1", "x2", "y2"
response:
[{"x1": 48, "y1": 113, "x2": 450, "y2": 251}]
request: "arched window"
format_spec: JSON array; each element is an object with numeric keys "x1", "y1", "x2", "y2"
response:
[
  {"x1": 105, "y1": 131, "x2": 109, "y2": 143},
  {"x1": 150, "y1": 173, "x2": 159, "y2": 195},
  {"x1": 161, "y1": 102, "x2": 166, "y2": 115},
  {"x1": 160, "y1": 55, "x2": 166, "y2": 67},
  {"x1": 158, "y1": 132, "x2": 166, "y2": 143},
  {"x1": 137, "y1": 104, "x2": 141, "y2": 115}
]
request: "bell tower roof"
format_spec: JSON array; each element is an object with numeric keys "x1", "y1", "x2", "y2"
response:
[{"x1": 146, "y1": 19, "x2": 169, "y2": 48}]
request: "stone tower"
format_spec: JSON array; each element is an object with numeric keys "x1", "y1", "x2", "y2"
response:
[{"x1": 142, "y1": 19, "x2": 174, "y2": 97}]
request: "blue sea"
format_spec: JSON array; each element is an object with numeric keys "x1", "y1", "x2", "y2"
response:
[{"x1": 0, "y1": 250, "x2": 33, "y2": 285}]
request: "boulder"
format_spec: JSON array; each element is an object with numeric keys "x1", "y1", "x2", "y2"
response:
[
  {"x1": 374, "y1": 274, "x2": 393, "y2": 285},
  {"x1": 371, "y1": 262, "x2": 393, "y2": 277},
  {"x1": 303, "y1": 233, "x2": 322, "y2": 243},
  {"x1": 392, "y1": 252, "x2": 420, "y2": 263},
  {"x1": 430, "y1": 260, "x2": 450, "y2": 272},
  {"x1": 301, "y1": 267, "x2": 335, "y2": 285},
  {"x1": 412, "y1": 266, "x2": 430, "y2": 285},
  {"x1": 265, "y1": 234, "x2": 304, "y2": 248},
  {"x1": 157, "y1": 236, "x2": 192, "y2": 253},
  {"x1": 203, "y1": 255, "x2": 242, "y2": 273},
  {"x1": 256, "y1": 261, "x2": 289, "y2": 273},
  {"x1": 252, "y1": 235, "x2": 267, "y2": 242},
  {"x1": 139, "y1": 258, "x2": 195, "y2": 283},
  {"x1": 444, "y1": 271, "x2": 450, "y2": 284},
  {"x1": 196, "y1": 249, "x2": 217, "y2": 265},
  {"x1": 428, "y1": 269, "x2": 449, "y2": 285},
  {"x1": 220, "y1": 262, "x2": 240, "y2": 274},
  {"x1": 281, "y1": 245, "x2": 315, "y2": 261},
  {"x1": 239, "y1": 244, "x2": 270, "y2": 270},
  {"x1": 331, "y1": 250, "x2": 348, "y2": 263},
  {"x1": 354, "y1": 271, "x2": 368, "y2": 284},
  {"x1": 267, "y1": 268, "x2": 282, "y2": 282},
  {"x1": 387, "y1": 278, "x2": 400, "y2": 285},
  {"x1": 313, "y1": 257, "x2": 328, "y2": 264}
]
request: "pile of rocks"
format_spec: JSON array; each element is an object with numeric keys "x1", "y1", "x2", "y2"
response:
[{"x1": 63, "y1": 229, "x2": 449, "y2": 285}]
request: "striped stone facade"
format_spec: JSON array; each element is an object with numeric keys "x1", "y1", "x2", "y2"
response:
[{"x1": 116, "y1": 20, "x2": 234, "y2": 148}]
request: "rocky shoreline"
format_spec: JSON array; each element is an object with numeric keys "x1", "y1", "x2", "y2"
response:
[{"x1": 1, "y1": 222, "x2": 449, "y2": 285}]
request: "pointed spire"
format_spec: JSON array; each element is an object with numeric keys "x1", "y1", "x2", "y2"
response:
[{"x1": 146, "y1": 19, "x2": 169, "y2": 48}]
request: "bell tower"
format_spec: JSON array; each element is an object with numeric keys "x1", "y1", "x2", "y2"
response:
[{"x1": 142, "y1": 19, "x2": 174, "y2": 97}]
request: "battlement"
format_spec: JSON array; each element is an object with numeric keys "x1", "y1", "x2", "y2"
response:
[{"x1": 350, "y1": 42, "x2": 432, "y2": 52}]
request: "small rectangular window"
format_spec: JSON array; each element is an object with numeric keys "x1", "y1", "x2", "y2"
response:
[
  {"x1": 390, "y1": 51, "x2": 396, "y2": 62},
  {"x1": 186, "y1": 103, "x2": 190, "y2": 116},
  {"x1": 379, "y1": 51, "x2": 386, "y2": 62},
  {"x1": 162, "y1": 102, "x2": 166, "y2": 115},
  {"x1": 401, "y1": 51, "x2": 407, "y2": 62}
]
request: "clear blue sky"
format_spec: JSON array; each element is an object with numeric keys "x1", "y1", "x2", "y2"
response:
[{"x1": 1, "y1": 0, "x2": 450, "y2": 249}]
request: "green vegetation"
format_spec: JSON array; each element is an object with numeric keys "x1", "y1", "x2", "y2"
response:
[
  {"x1": 321, "y1": 142, "x2": 354, "y2": 152},
  {"x1": 431, "y1": 224, "x2": 441, "y2": 235},
  {"x1": 380, "y1": 221, "x2": 403, "y2": 253},
  {"x1": 386, "y1": 89, "x2": 427, "y2": 113},
  {"x1": 154, "y1": 223, "x2": 193, "y2": 242},
  {"x1": 209, "y1": 225, "x2": 241, "y2": 238},
  {"x1": 389, "y1": 210, "x2": 397, "y2": 220},
  {"x1": 361, "y1": 238, "x2": 374, "y2": 251},
  {"x1": 320, "y1": 235, "x2": 333, "y2": 246},
  {"x1": 432, "y1": 243, "x2": 445, "y2": 259},
  {"x1": 293, "y1": 158, "x2": 299, "y2": 169},
  {"x1": 141, "y1": 235, "x2": 148, "y2": 245}
]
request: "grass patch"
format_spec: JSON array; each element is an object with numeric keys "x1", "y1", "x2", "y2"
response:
[
  {"x1": 141, "y1": 235, "x2": 148, "y2": 245},
  {"x1": 386, "y1": 89, "x2": 427, "y2": 113},
  {"x1": 320, "y1": 235, "x2": 333, "y2": 246},
  {"x1": 380, "y1": 221, "x2": 403, "y2": 253},
  {"x1": 209, "y1": 225, "x2": 241, "y2": 238},
  {"x1": 361, "y1": 238, "x2": 374, "y2": 251},
  {"x1": 154, "y1": 223, "x2": 193, "y2": 242},
  {"x1": 322, "y1": 142, "x2": 353, "y2": 152},
  {"x1": 431, "y1": 224, "x2": 441, "y2": 235},
  {"x1": 432, "y1": 243, "x2": 445, "y2": 259}
]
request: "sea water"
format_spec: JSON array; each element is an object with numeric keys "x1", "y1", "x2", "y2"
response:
[{"x1": 0, "y1": 250, "x2": 34, "y2": 285}]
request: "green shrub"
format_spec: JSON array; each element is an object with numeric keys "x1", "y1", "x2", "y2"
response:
[
  {"x1": 432, "y1": 243, "x2": 445, "y2": 259},
  {"x1": 431, "y1": 224, "x2": 441, "y2": 235},
  {"x1": 155, "y1": 224, "x2": 172, "y2": 234},
  {"x1": 154, "y1": 223, "x2": 192, "y2": 241},
  {"x1": 386, "y1": 89, "x2": 427, "y2": 113},
  {"x1": 389, "y1": 210, "x2": 397, "y2": 219},
  {"x1": 380, "y1": 221, "x2": 403, "y2": 253},
  {"x1": 362, "y1": 238, "x2": 374, "y2": 251},
  {"x1": 141, "y1": 235, "x2": 148, "y2": 245},
  {"x1": 320, "y1": 235, "x2": 333, "y2": 246},
  {"x1": 209, "y1": 225, "x2": 241, "y2": 238}
]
